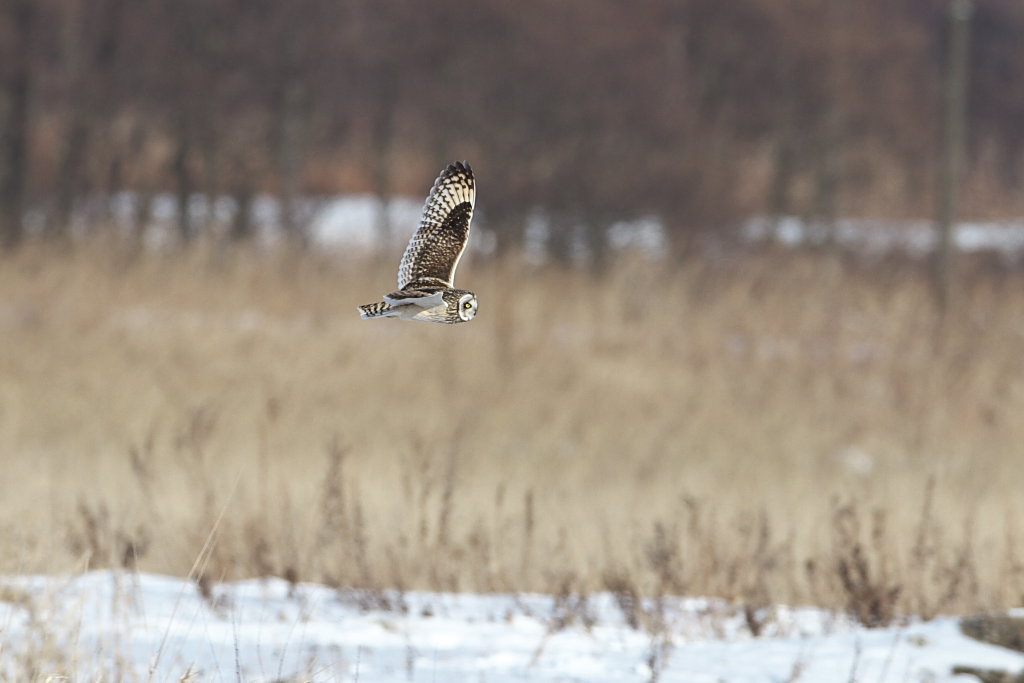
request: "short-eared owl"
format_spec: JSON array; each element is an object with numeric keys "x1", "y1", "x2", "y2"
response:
[{"x1": 358, "y1": 161, "x2": 478, "y2": 324}]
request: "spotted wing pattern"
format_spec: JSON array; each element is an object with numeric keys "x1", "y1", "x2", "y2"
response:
[{"x1": 397, "y1": 161, "x2": 475, "y2": 290}]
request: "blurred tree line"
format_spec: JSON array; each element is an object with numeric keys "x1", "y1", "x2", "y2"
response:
[{"x1": 0, "y1": 0, "x2": 1022, "y2": 258}]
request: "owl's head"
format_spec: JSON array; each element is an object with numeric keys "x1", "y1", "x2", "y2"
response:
[
  {"x1": 444, "y1": 289, "x2": 478, "y2": 323},
  {"x1": 456, "y1": 292, "x2": 478, "y2": 322}
]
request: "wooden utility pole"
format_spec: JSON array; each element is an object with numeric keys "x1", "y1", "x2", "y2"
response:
[{"x1": 933, "y1": 0, "x2": 973, "y2": 312}]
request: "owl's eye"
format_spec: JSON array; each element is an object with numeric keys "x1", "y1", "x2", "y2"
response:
[{"x1": 463, "y1": 301, "x2": 473, "y2": 309}]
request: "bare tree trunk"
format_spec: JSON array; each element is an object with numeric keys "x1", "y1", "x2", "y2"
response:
[
  {"x1": 173, "y1": 126, "x2": 194, "y2": 245},
  {"x1": 583, "y1": 213, "x2": 609, "y2": 275},
  {"x1": 0, "y1": 0, "x2": 34, "y2": 249},
  {"x1": 52, "y1": 118, "x2": 89, "y2": 239},
  {"x1": 50, "y1": 0, "x2": 125, "y2": 240},
  {"x1": 276, "y1": 82, "x2": 308, "y2": 247},
  {"x1": 127, "y1": 123, "x2": 151, "y2": 246},
  {"x1": 103, "y1": 145, "x2": 122, "y2": 227},
  {"x1": 812, "y1": 109, "x2": 842, "y2": 247},
  {"x1": 548, "y1": 213, "x2": 575, "y2": 266},
  {"x1": 768, "y1": 73, "x2": 799, "y2": 235},
  {"x1": 372, "y1": 141, "x2": 394, "y2": 254},
  {"x1": 133, "y1": 190, "x2": 153, "y2": 245},
  {"x1": 933, "y1": 0, "x2": 972, "y2": 312},
  {"x1": 199, "y1": 127, "x2": 220, "y2": 241},
  {"x1": 230, "y1": 186, "x2": 254, "y2": 243},
  {"x1": 50, "y1": 0, "x2": 86, "y2": 240},
  {"x1": 371, "y1": 68, "x2": 398, "y2": 254},
  {"x1": 812, "y1": 0, "x2": 848, "y2": 249}
]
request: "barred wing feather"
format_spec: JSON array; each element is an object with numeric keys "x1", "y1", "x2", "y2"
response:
[{"x1": 397, "y1": 161, "x2": 475, "y2": 290}]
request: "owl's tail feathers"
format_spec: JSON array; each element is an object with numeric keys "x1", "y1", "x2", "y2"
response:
[{"x1": 358, "y1": 301, "x2": 395, "y2": 319}]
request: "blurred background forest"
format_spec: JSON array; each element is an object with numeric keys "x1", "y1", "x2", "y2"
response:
[{"x1": 1, "y1": 0, "x2": 1023, "y2": 259}]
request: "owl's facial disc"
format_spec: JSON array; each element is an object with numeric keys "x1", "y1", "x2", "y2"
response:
[{"x1": 458, "y1": 293, "x2": 478, "y2": 321}]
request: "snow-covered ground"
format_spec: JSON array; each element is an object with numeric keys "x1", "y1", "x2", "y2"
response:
[
  {"x1": 1, "y1": 571, "x2": 1022, "y2": 682},
  {"x1": 742, "y1": 215, "x2": 1024, "y2": 261},
  {"x1": 41, "y1": 191, "x2": 1024, "y2": 263}
]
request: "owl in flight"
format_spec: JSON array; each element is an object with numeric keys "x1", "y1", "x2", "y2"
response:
[{"x1": 358, "y1": 161, "x2": 478, "y2": 324}]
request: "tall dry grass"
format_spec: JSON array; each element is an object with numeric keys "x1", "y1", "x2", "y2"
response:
[{"x1": 1, "y1": 240, "x2": 1023, "y2": 620}]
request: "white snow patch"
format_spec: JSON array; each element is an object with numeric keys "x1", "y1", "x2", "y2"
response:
[
  {"x1": 36, "y1": 192, "x2": 1024, "y2": 264},
  {"x1": 0, "y1": 571, "x2": 1021, "y2": 682},
  {"x1": 743, "y1": 215, "x2": 1024, "y2": 261}
]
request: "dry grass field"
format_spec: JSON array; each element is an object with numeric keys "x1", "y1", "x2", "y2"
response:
[{"x1": 1, "y1": 241, "x2": 1023, "y2": 623}]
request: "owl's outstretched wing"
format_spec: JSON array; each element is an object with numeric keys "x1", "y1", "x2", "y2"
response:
[{"x1": 397, "y1": 161, "x2": 475, "y2": 290}]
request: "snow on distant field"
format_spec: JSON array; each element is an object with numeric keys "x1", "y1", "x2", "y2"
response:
[
  {"x1": 80, "y1": 192, "x2": 1024, "y2": 261},
  {"x1": 743, "y1": 215, "x2": 1024, "y2": 260},
  {"x1": 102, "y1": 192, "x2": 428, "y2": 252},
  {"x1": 1, "y1": 571, "x2": 1022, "y2": 682}
]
